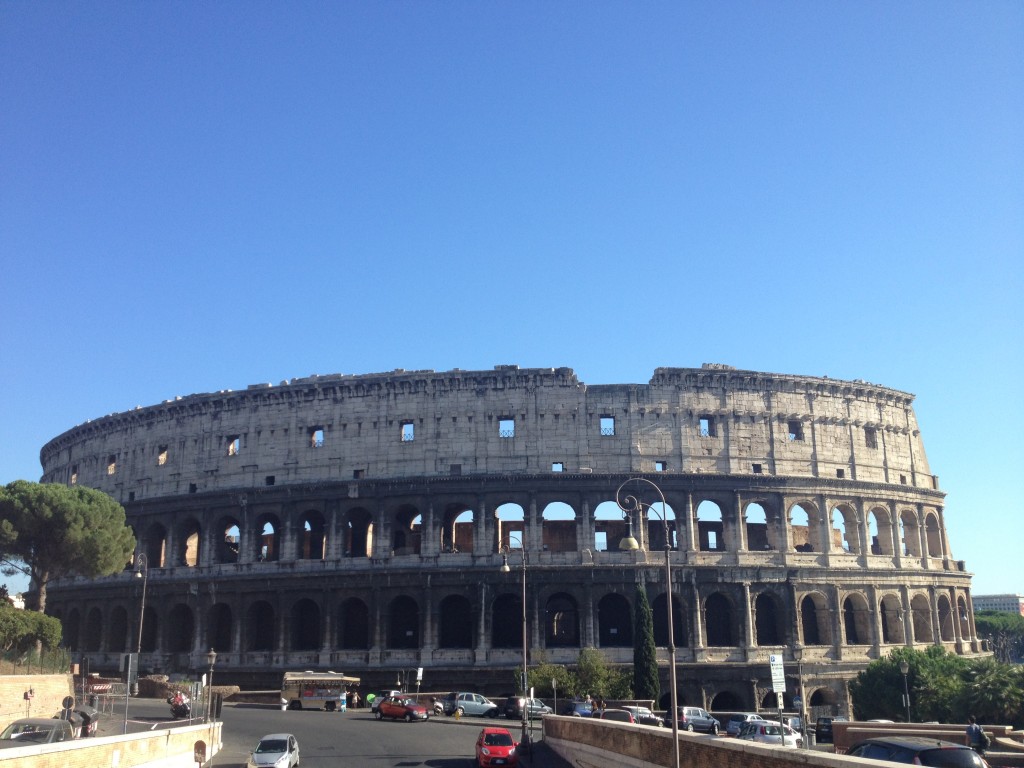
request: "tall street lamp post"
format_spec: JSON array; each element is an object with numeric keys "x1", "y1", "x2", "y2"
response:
[
  {"x1": 206, "y1": 648, "x2": 218, "y2": 723},
  {"x1": 133, "y1": 553, "x2": 149, "y2": 695},
  {"x1": 499, "y1": 534, "x2": 529, "y2": 749},
  {"x1": 616, "y1": 477, "x2": 680, "y2": 768},
  {"x1": 794, "y1": 646, "x2": 808, "y2": 748},
  {"x1": 899, "y1": 659, "x2": 911, "y2": 723}
]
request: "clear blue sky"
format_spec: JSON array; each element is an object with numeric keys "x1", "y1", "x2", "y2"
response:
[{"x1": 1, "y1": 2, "x2": 1021, "y2": 598}]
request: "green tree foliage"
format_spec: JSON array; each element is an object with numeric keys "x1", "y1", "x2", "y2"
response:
[
  {"x1": 0, "y1": 480, "x2": 136, "y2": 612},
  {"x1": 575, "y1": 647, "x2": 632, "y2": 699},
  {"x1": 528, "y1": 660, "x2": 576, "y2": 698},
  {"x1": 0, "y1": 601, "x2": 62, "y2": 652},
  {"x1": 975, "y1": 611, "x2": 1024, "y2": 663},
  {"x1": 633, "y1": 587, "x2": 660, "y2": 701},
  {"x1": 850, "y1": 646, "x2": 1024, "y2": 728}
]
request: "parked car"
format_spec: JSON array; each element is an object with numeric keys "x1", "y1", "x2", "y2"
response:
[
  {"x1": 475, "y1": 726, "x2": 519, "y2": 767},
  {"x1": 247, "y1": 733, "x2": 300, "y2": 768},
  {"x1": 376, "y1": 696, "x2": 429, "y2": 722},
  {"x1": 598, "y1": 708, "x2": 635, "y2": 724},
  {"x1": 0, "y1": 718, "x2": 75, "y2": 746},
  {"x1": 442, "y1": 691, "x2": 500, "y2": 717},
  {"x1": 846, "y1": 736, "x2": 989, "y2": 767},
  {"x1": 561, "y1": 700, "x2": 594, "y2": 717},
  {"x1": 737, "y1": 722, "x2": 802, "y2": 748},
  {"x1": 667, "y1": 706, "x2": 720, "y2": 734},
  {"x1": 368, "y1": 690, "x2": 403, "y2": 713},
  {"x1": 726, "y1": 712, "x2": 765, "y2": 737},
  {"x1": 814, "y1": 716, "x2": 847, "y2": 744},
  {"x1": 503, "y1": 696, "x2": 552, "y2": 720},
  {"x1": 622, "y1": 705, "x2": 663, "y2": 727}
]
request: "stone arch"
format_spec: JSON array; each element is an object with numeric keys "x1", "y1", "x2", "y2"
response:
[
  {"x1": 255, "y1": 514, "x2": 281, "y2": 562},
  {"x1": 646, "y1": 500, "x2": 677, "y2": 551},
  {"x1": 937, "y1": 594, "x2": 954, "y2": 642},
  {"x1": 494, "y1": 502, "x2": 525, "y2": 552},
  {"x1": 868, "y1": 506, "x2": 894, "y2": 555},
  {"x1": 247, "y1": 601, "x2": 275, "y2": 651},
  {"x1": 910, "y1": 593, "x2": 932, "y2": 643},
  {"x1": 788, "y1": 503, "x2": 818, "y2": 552},
  {"x1": 208, "y1": 603, "x2": 232, "y2": 651},
  {"x1": 754, "y1": 591, "x2": 784, "y2": 646},
  {"x1": 800, "y1": 593, "x2": 832, "y2": 646},
  {"x1": 545, "y1": 592, "x2": 579, "y2": 647},
  {"x1": 696, "y1": 500, "x2": 724, "y2": 551},
  {"x1": 83, "y1": 607, "x2": 103, "y2": 651},
  {"x1": 924, "y1": 513, "x2": 943, "y2": 558},
  {"x1": 178, "y1": 518, "x2": 202, "y2": 566},
  {"x1": 652, "y1": 593, "x2": 687, "y2": 647},
  {"x1": 704, "y1": 591, "x2": 735, "y2": 646},
  {"x1": 439, "y1": 594, "x2": 474, "y2": 648},
  {"x1": 957, "y1": 596, "x2": 971, "y2": 640},
  {"x1": 745, "y1": 502, "x2": 771, "y2": 551},
  {"x1": 593, "y1": 501, "x2": 627, "y2": 552},
  {"x1": 710, "y1": 690, "x2": 743, "y2": 710},
  {"x1": 108, "y1": 605, "x2": 129, "y2": 652},
  {"x1": 140, "y1": 605, "x2": 158, "y2": 652},
  {"x1": 64, "y1": 608, "x2": 81, "y2": 651},
  {"x1": 541, "y1": 502, "x2": 577, "y2": 553},
  {"x1": 442, "y1": 503, "x2": 475, "y2": 553},
  {"x1": 344, "y1": 508, "x2": 373, "y2": 558},
  {"x1": 166, "y1": 604, "x2": 194, "y2": 652},
  {"x1": 214, "y1": 516, "x2": 242, "y2": 564},
  {"x1": 830, "y1": 504, "x2": 858, "y2": 553},
  {"x1": 338, "y1": 598, "x2": 369, "y2": 650},
  {"x1": 143, "y1": 522, "x2": 167, "y2": 567},
  {"x1": 842, "y1": 593, "x2": 872, "y2": 645},
  {"x1": 391, "y1": 504, "x2": 422, "y2": 556},
  {"x1": 899, "y1": 509, "x2": 921, "y2": 557},
  {"x1": 879, "y1": 594, "x2": 903, "y2": 644},
  {"x1": 291, "y1": 598, "x2": 321, "y2": 650},
  {"x1": 491, "y1": 593, "x2": 521, "y2": 648},
  {"x1": 388, "y1": 595, "x2": 420, "y2": 648},
  {"x1": 597, "y1": 593, "x2": 632, "y2": 647},
  {"x1": 297, "y1": 510, "x2": 326, "y2": 560}
]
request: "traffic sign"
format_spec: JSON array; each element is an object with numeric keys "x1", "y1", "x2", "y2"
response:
[{"x1": 769, "y1": 654, "x2": 786, "y2": 693}]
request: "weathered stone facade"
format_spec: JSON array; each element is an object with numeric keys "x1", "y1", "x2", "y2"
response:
[{"x1": 39, "y1": 364, "x2": 979, "y2": 712}]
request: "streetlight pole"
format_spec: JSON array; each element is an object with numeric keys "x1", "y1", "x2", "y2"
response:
[
  {"x1": 133, "y1": 553, "x2": 148, "y2": 695},
  {"x1": 899, "y1": 659, "x2": 911, "y2": 723},
  {"x1": 794, "y1": 646, "x2": 808, "y2": 748},
  {"x1": 206, "y1": 648, "x2": 217, "y2": 723},
  {"x1": 616, "y1": 477, "x2": 679, "y2": 768},
  {"x1": 499, "y1": 534, "x2": 529, "y2": 749}
]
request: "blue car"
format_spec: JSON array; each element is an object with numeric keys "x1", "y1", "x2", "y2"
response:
[{"x1": 561, "y1": 701, "x2": 594, "y2": 717}]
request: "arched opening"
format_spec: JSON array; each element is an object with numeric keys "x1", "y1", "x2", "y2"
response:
[
  {"x1": 541, "y1": 502, "x2": 577, "y2": 553},
  {"x1": 339, "y1": 599, "x2": 369, "y2": 649},
  {"x1": 216, "y1": 518, "x2": 241, "y2": 564},
  {"x1": 84, "y1": 607, "x2": 103, "y2": 651},
  {"x1": 646, "y1": 501, "x2": 677, "y2": 551},
  {"x1": 64, "y1": 609, "x2": 81, "y2": 651},
  {"x1": 710, "y1": 690, "x2": 743, "y2": 710},
  {"x1": 830, "y1": 505, "x2": 858, "y2": 553},
  {"x1": 597, "y1": 593, "x2": 632, "y2": 647},
  {"x1": 492, "y1": 593, "x2": 522, "y2": 648},
  {"x1": 754, "y1": 591, "x2": 783, "y2": 646},
  {"x1": 911, "y1": 593, "x2": 932, "y2": 644},
  {"x1": 344, "y1": 508, "x2": 373, "y2": 558},
  {"x1": 143, "y1": 523, "x2": 167, "y2": 567},
  {"x1": 140, "y1": 605, "x2": 158, "y2": 652},
  {"x1": 298, "y1": 511, "x2": 326, "y2": 560},
  {"x1": 925, "y1": 514, "x2": 943, "y2": 558},
  {"x1": 789, "y1": 504, "x2": 814, "y2": 552},
  {"x1": 957, "y1": 597, "x2": 971, "y2": 640},
  {"x1": 745, "y1": 502, "x2": 771, "y2": 551},
  {"x1": 937, "y1": 595, "x2": 954, "y2": 642},
  {"x1": 899, "y1": 510, "x2": 921, "y2": 557},
  {"x1": 388, "y1": 596, "x2": 419, "y2": 648},
  {"x1": 652, "y1": 593, "x2": 687, "y2": 647},
  {"x1": 593, "y1": 501, "x2": 627, "y2": 552},
  {"x1": 247, "y1": 601, "x2": 275, "y2": 651},
  {"x1": 704, "y1": 592, "x2": 735, "y2": 646},
  {"x1": 879, "y1": 594, "x2": 903, "y2": 644},
  {"x1": 800, "y1": 593, "x2": 832, "y2": 646},
  {"x1": 442, "y1": 504, "x2": 474, "y2": 553},
  {"x1": 842, "y1": 594, "x2": 871, "y2": 645},
  {"x1": 108, "y1": 606, "x2": 129, "y2": 652},
  {"x1": 869, "y1": 507, "x2": 894, "y2": 555},
  {"x1": 255, "y1": 516, "x2": 280, "y2": 561},
  {"x1": 439, "y1": 595, "x2": 474, "y2": 648},
  {"x1": 208, "y1": 603, "x2": 232, "y2": 651},
  {"x1": 696, "y1": 500, "x2": 724, "y2": 551},
  {"x1": 391, "y1": 504, "x2": 422, "y2": 556},
  {"x1": 494, "y1": 503, "x2": 525, "y2": 552},
  {"x1": 179, "y1": 519, "x2": 201, "y2": 566},
  {"x1": 291, "y1": 599, "x2": 321, "y2": 650},
  {"x1": 546, "y1": 593, "x2": 579, "y2": 647},
  {"x1": 166, "y1": 604, "x2": 194, "y2": 652}
]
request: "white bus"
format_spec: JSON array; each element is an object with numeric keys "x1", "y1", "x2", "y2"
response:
[{"x1": 281, "y1": 671, "x2": 361, "y2": 711}]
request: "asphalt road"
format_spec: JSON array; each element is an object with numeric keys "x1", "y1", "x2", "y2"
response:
[{"x1": 98, "y1": 697, "x2": 571, "y2": 768}]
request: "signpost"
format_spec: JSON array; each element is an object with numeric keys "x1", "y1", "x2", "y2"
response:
[{"x1": 769, "y1": 654, "x2": 786, "y2": 735}]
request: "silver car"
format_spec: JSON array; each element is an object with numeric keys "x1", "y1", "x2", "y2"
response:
[
  {"x1": 726, "y1": 712, "x2": 765, "y2": 737},
  {"x1": 443, "y1": 691, "x2": 499, "y2": 717},
  {"x1": 247, "y1": 733, "x2": 300, "y2": 768}
]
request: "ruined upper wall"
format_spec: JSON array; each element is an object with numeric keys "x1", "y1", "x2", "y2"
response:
[{"x1": 39, "y1": 364, "x2": 934, "y2": 501}]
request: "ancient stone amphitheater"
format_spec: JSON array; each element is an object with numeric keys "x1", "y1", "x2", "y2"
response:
[{"x1": 40, "y1": 364, "x2": 980, "y2": 712}]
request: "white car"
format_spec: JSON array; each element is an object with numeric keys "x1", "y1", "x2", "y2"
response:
[
  {"x1": 247, "y1": 733, "x2": 300, "y2": 768},
  {"x1": 737, "y1": 722, "x2": 802, "y2": 747}
]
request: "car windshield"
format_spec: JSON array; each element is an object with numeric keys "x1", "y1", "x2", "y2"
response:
[
  {"x1": 256, "y1": 740, "x2": 288, "y2": 753},
  {"x1": 484, "y1": 733, "x2": 514, "y2": 747}
]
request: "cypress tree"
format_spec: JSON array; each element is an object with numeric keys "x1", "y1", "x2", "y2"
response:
[{"x1": 633, "y1": 586, "x2": 660, "y2": 701}]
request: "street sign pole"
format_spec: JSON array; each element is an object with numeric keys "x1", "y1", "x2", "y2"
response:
[{"x1": 769, "y1": 654, "x2": 786, "y2": 737}]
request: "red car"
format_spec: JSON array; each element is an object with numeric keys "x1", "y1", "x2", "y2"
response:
[
  {"x1": 475, "y1": 727, "x2": 518, "y2": 767},
  {"x1": 375, "y1": 696, "x2": 429, "y2": 722}
]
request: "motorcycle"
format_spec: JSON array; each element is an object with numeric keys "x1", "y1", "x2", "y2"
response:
[
  {"x1": 431, "y1": 698, "x2": 445, "y2": 716},
  {"x1": 167, "y1": 692, "x2": 191, "y2": 719}
]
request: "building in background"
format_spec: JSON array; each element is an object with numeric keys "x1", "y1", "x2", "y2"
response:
[{"x1": 972, "y1": 594, "x2": 1024, "y2": 617}]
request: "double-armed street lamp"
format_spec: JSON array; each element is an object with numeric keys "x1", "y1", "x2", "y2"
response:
[
  {"x1": 616, "y1": 477, "x2": 680, "y2": 768},
  {"x1": 499, "y1": 533, "x2": 529, "y2": 748},
  {"x1": 899, "y1": 659, "x2": 911, "y2": 723},
  {"x1": 124, "y1": 552, "x2": 149, "y2": 733},
  {"x1": 207, "y1": 648, "x2": 218, "y2": 723}
]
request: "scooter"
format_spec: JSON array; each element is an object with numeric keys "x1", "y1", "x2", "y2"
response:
[
  {"x1": 431, "y1": 698, "x2": 445, "y2": 716},
  {"x1": 167, "y1": 693, "x2": 191, "y2": 719}
]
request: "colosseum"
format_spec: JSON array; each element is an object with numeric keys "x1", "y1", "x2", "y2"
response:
[{"x1": 39, "y1": 363, "x2": 981, "y2": 714}]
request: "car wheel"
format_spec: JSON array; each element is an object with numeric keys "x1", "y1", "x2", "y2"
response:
[
  {"x1": 685, "y1": 723, "x2": 694, "y2": 732},
  {"x1": 711, "y1": 724, "x2": 719, "y2": 735},
  {"x1": 406, "y1": 713, "x2": 414, "y2": 722},
  {"x1": 288, "y1": 701, "x2": 302, "y2": 711},
  {"x1": 457, "y1": 707, "x2": 465, "y2": 718},
  {"x1": 375, "y1": 710, "x2": 383, "y2": 720},
  {"x1": 486, "y1": 708, "x2": 498, "y2": 718}
]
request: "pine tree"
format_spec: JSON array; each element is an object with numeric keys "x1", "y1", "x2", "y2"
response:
[{"x1": 633, "y1": 587, "x2": 660, "y2": 701}]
